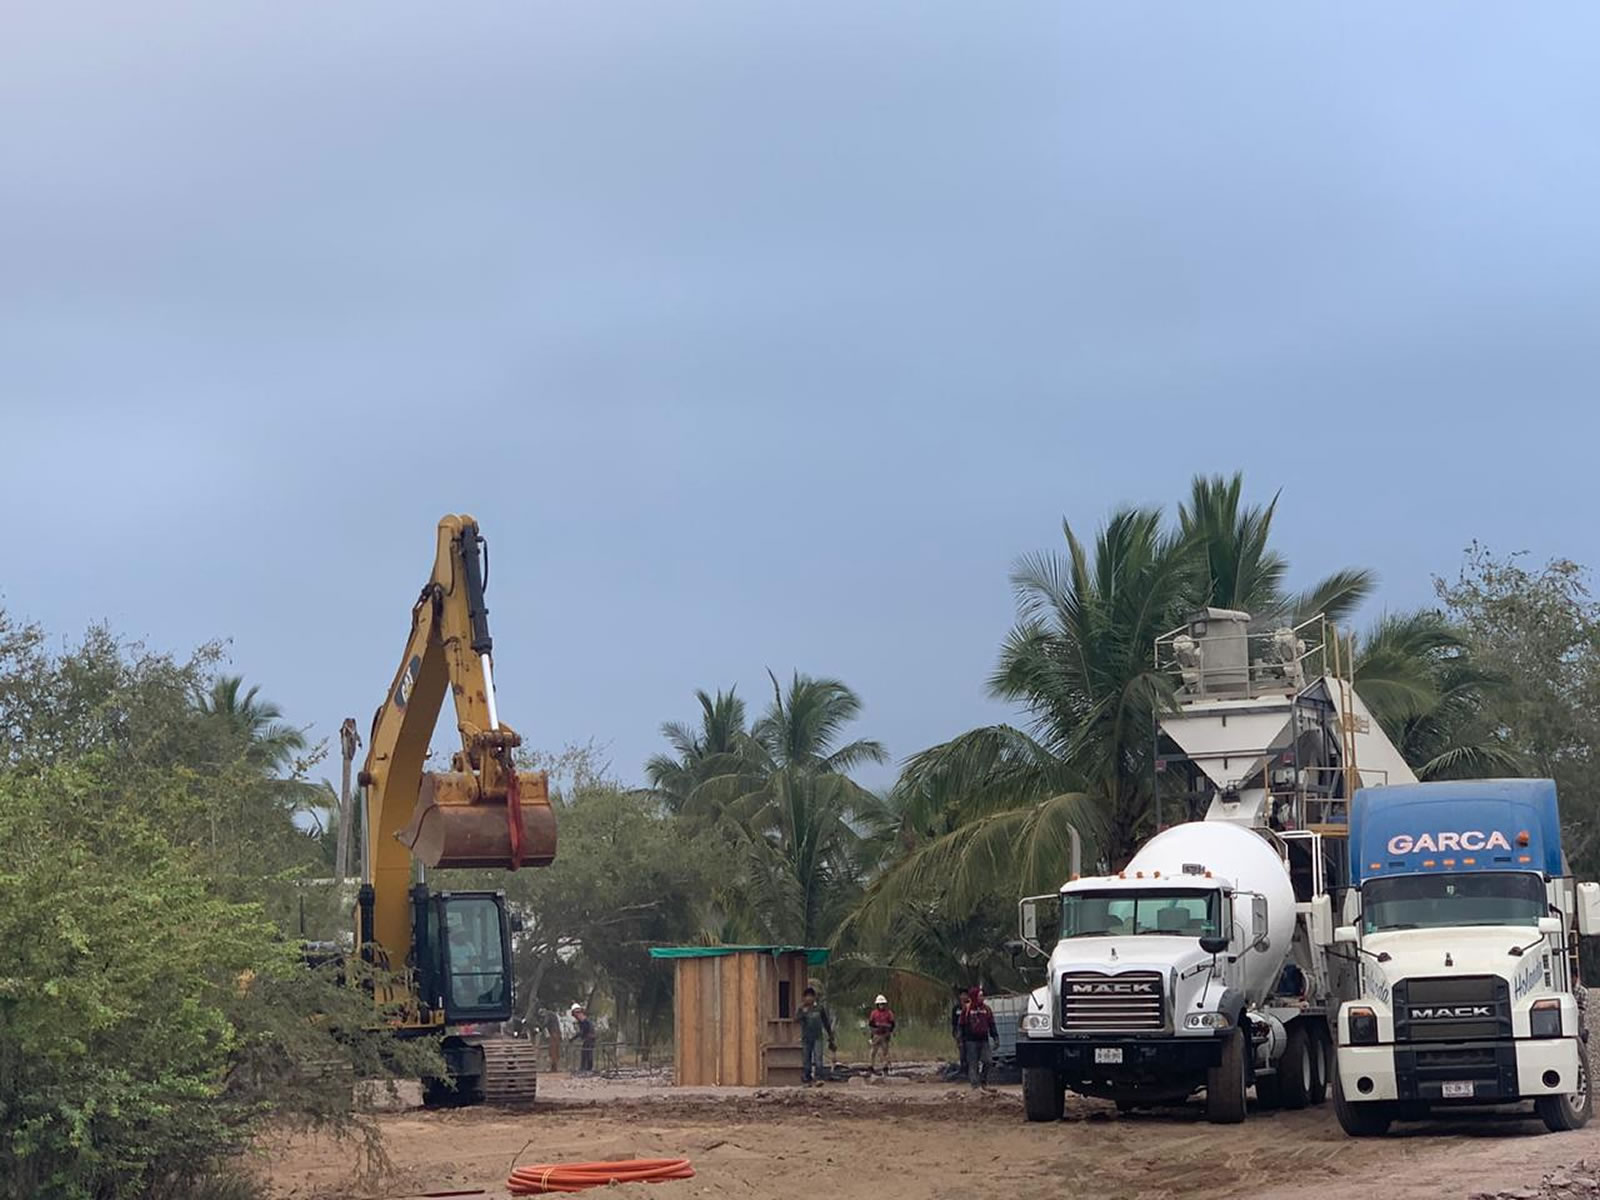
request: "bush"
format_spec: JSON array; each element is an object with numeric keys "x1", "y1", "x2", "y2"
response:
[{"x1": 0, "y1": 760, "x2": 429, "y2": 1200}]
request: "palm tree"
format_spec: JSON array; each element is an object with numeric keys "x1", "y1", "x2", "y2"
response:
[
  {"x1": 644, "y1": 688, "x2": 753, "y2": 813},
  {"x1": 194, "y1": 675, "x2": 307, "y2": 775},
  {"x1": 859, "y1": 507, "x2": 1193, "y2": 930},
  {"x1": 1354, "y1": 611, "x2": 1517, "y2": 779},
  {"x1": 692, "y1": 672, "x2": 887, "y2": 946},
  {"x1": 1181, "y1": 473, "x2": 1375, "y2": 626},
  {"x1": 1180, "y1": 474, "x2": 1287, "y2": 615},
  {"x1": 750, "y1": 671, "x2": 885, "y2": 773},
  {"x1": 858, "y1": 474, "x2": 1438, "y2": 935}
]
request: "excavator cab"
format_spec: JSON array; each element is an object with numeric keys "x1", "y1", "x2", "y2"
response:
[{"x1": 412, "y1": 887, "x2": 515, "y2": 1024}]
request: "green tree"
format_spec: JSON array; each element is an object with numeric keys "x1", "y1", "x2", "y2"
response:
[
  {"x1": 0, "y1": 613, "x2": 424, "y2": 1200},
  {"x1": 643, "y1": 687, "x2": 753, "y2": 814},
  {"x1": 1353, "y1": 609, "x2": 1515, "y2": 780},
  {"x1": 857, "y1": 473, "x2": 1449, "y2": 946},
  {"x1": 193, "y1": 674, "x2": 309, "y2": 775},
  {"x1": 1436, "y1": 545, "x2": 1600, "y2": 870},
  {"x1": 671, "y1": 673, "x2": 886, "y2": 946},
  {"x1": 857, "y1": 508, "x2": 1187, "y2": 933},
  {"x1": 1180, "y1": 473, "x2": 1374, "y2": 625},
  {"x1": 487, "y1": 782, "x2": 711, "y2": 1041}
]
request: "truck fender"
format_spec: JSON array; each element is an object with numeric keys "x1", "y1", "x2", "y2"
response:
[{"x1": 1217, "y1": 989, "x2": 1246, "y2": 1027}]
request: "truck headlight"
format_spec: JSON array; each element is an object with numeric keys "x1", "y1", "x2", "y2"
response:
[
  {"x1": 1022, "y1": 1012, "x2": 1053, "y2": 1034},
  {"x1": 1184, "y1": 1012, "x2": 1230, "y2": 1030},
  {"x1": 1531, "y1": 999, "x2": 1563, "y2": 1039},
  {"x1": 1348, "y1": 1006, "x2": 1378, "y2": 1046}
]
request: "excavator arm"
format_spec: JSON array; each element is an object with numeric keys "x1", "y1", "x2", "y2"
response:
[{"x1": 356, "y1": 514, "x2": 556, "y2": 992}]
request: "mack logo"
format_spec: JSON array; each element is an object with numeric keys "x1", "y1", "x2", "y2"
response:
[
  {"x1": 1386, "y1": 831, "x2": 1513, "y2": 855},
  {"x1": 1069, "y1": 981, "x2": 1155, "y2": 995},
  {"x1": 1409, "y1": 1005, "x2": 1493, "y2": 1020}
]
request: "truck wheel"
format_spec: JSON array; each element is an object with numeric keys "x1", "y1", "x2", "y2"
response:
[
  {"x1": 1279, "y1": 1027, "x2": 1313, "y2": 1110},
  {"x1": 1022, "y1": 1067, "x2": 1065, "y2": 1122},
  {"x1": 1333, "y1": 1064, "x2": 1391, "y2": 1137},
  {"x1": 1308, "y1": 1027, "x2": 1330, "y2": 1106},
  {"x1": 1536, "y1": 1061, "x2": 1592, "y2": 1133},
  {"x1": 1205, "y1": 1028, "x2": 1247, "y2": 1124}
]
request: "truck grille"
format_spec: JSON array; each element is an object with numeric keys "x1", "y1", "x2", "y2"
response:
[
  {"x1": 1393, "y1": 975, "x2": 1510, "y2": 1043},
  {"x1": 1059, "y1": 971, "x2": 1164, "y2": 1032}
]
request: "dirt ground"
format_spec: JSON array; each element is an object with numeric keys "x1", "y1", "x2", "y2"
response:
[{"x1": 257, "y1": 1071, "x2": 1600, "y2": 1200}]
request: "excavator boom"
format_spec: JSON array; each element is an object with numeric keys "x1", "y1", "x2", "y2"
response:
[{"x1": 357, "y1": 515, "x2": 556, "y2": 985}]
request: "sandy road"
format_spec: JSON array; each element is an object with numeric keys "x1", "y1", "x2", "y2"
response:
[{"x1": 258, "y1": 1076, "x2": 1600, "y2": 1200}]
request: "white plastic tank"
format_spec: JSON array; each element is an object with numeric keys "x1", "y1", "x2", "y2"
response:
[{"x1": 1124, "y1": 821, "x2": 1295, "y2": 1004}]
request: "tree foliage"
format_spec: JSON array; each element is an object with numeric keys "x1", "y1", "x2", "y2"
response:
[
  {"x1": 846, "y1": 474, "x2": 1488, "y2": 992},
  {"x1": 656, "y1": 673, "x2": 888, "y2": 948},
  {"x1": 0, "y1": 614, "x2": 420, "y2": 1200},
  {"x1": 1436, "y1": 545, "x2": 1600, "y2": 871},
  {"x1": 492, "y1": 779, "x2": 712, "y2": 1039}
]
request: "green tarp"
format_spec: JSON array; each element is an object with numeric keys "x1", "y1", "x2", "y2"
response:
[{"x1": 648, "y1": 944, "x2": 831, "y2": 966}]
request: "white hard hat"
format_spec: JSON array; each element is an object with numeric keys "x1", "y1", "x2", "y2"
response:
[
  {"x1": 570, "y1": 1003, "x2": 583, "y2": 1014},
  {"x1": 875, "y1": 994, "x2": 887, "y2": 1005}
]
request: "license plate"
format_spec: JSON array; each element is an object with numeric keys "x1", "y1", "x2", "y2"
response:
[
  {"x1": 1441, "y1": 1081, "x2": 1475, "y2": 1099},
  {"x1": 1094, "y1": 1048, "x2": 1123, "y2": 1064}
]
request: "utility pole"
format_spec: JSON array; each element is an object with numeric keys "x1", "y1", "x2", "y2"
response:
[{"x1": 336, "y1": 717, "x2": 361, "y2": 881}]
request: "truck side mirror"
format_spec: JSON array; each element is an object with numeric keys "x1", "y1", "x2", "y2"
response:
[
  {"x1": 1199, "y1": 935, "x2": 1228, "y2": 955},
  {"x1": 1251, "y1": 895, "x2": 1270, "y2": 951},
  {"x1": 1579, "y1": 882, "x2": 1600, "y2": 936},
  {"x1": 1334, "y1": 925, "x2": 1358, "y2": 945},
  {"x1": 1538, "y1": 916, "x2": 1562, "y2": 936},
  {"x1": 1309, "y1": 894, "x2": 1334, "y2": 946},
  {"x1": 1018, "y1": 894, "x2": 1058, "y2": 957}
]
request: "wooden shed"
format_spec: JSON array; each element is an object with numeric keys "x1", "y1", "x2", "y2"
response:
[{"x1": 648, "y1": 945, "x2": 830, "y2": 1086}]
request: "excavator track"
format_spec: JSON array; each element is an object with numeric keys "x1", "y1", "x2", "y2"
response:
[{"x1": 479, "y1": 1037, "x2": 540, "y2": 1106}]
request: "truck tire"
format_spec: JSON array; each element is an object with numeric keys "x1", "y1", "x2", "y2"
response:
[
  {"x1": 1308, "y1": 1026, "x2": 1330, "y2": 1106},
  {"x1": 1333, "y1": 1064, "x2": 1391, "y2": 1137},
  {"x1": 1279, "y1": 1026, "x2": 1313, "y2": 1110},
  {"x1": 1023, "y1": 1067, "x2": 1065, "y2": 1122},
  {"x1": 1536, "y1": 1061, "x2": 1591, "y2": 1133},
  {"x1": 1205, "y1": 1028, "x2": 1247, "y2": 1124}
]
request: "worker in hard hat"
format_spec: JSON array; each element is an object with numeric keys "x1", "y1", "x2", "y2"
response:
[{"x1": 867, "y1": 994, "x2": 897, "y2": 1076}]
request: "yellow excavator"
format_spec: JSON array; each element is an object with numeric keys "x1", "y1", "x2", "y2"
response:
[{"x1": 354, "y1": 514, "x2": 557, "y2": 1105}]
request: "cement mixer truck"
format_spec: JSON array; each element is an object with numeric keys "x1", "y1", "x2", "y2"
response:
[
  {"x1": 1015, "y1": 608, "x2": 1417, "y2": 1123},
  {"x1": 1016, "y1": 820, "x2": 1336, "y2": 1122}
]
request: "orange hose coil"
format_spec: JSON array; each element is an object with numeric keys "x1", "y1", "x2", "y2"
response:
[{"x1": 507, "y1": 1158, "x2": 695, "y2": 1194}]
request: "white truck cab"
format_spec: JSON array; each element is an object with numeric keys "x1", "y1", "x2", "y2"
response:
[{"x1": 1332, "y1": 780, "x2": 1598, "y2": 1135}]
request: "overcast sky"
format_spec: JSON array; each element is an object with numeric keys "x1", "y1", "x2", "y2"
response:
[{"x1": 4, "y1": 3, "x2": 1598, "y2": 790}]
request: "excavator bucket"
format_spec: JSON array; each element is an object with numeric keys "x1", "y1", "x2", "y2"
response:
[{"x1": 398, "y1": 769, "x2": 558, "y2": 870}]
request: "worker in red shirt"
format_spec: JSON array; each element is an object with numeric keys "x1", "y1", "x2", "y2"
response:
[
  {"x1": 867, "y1": 994, "x2": 897, "y2": 1076},
  {"x1": 960, "y1": 987, "x2": 998, "y2": 1089}
]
